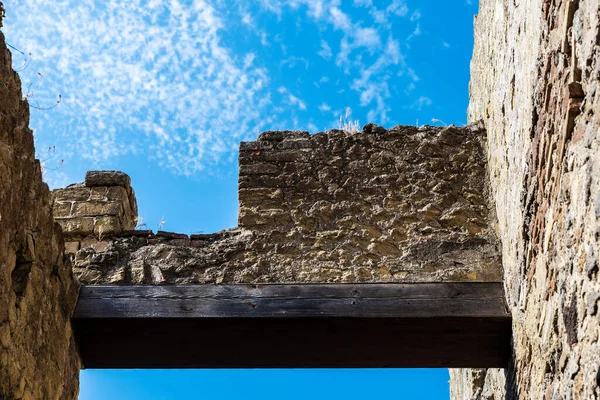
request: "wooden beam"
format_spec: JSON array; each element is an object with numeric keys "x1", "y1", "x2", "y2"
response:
[{"x1": 72, "y1": 283, "x2": 511, "y2": 369}]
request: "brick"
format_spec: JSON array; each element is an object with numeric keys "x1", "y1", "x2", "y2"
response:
[
  {"x1": 89, "y1": 187, "x2": 107, "y2": 201},
  {"x1": 52, "y1": 202, "x2": 72, "y2": 218},
  {"x1": 239, "y1": 163, "x2": 279, "y2": 175},
  {"x1": 107, "y1": 186, "x2": 128, "y2": 202},
  {"x1": 64, "y1": 241, "x2": 80, "y2": 254},
  {"x1": 56, "y1": 217, "x2": 94, "y2": 236},
  {"x1": 52, "y1": 186, "x2": 90, "y2": 201},
  {"x1": 72, "y1": 201, "x2": 121, "y2": 217},
  {"x1": 85, "y1": 170, "x2": 131, "y2": 187},
  {"x1": 94, "y1": 216, "x2": 122, "y2": 237}
]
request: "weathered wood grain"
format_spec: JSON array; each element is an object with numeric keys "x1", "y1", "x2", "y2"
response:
[{"x1": 72, "y1": 283, "x2": 511, "y2": 369}]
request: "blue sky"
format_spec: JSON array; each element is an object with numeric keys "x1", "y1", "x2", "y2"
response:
[{"x1": 3, "y1": 0, "x2": 477, "y2": 398}]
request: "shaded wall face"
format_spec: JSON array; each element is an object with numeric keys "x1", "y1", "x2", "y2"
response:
[
  {"x1": 0, "y1": 28, "x2": 80, "y2": 399},
  {"x1": 450, "y1": 0, "x2": 600, "y2": 398}
]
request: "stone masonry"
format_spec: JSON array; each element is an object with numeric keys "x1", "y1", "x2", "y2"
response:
[
  {"x1": 3, "y1": 0, "x2": 599, "y2": 397},
  {"x1": 0, "y1": 18, "x2": 80, "y2": 400},
  {"x1": 450, "y1": 0, "x2": 600, "y2": 398},
  {"x1": 61, "y1": 124, "x2": 503, "y2": 286},
  {"x1": 52, "y1": 170, "x2": 138, "y2": 254}
]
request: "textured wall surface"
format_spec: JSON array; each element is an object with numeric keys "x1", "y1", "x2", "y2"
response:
[
  {"x1": 52, "y1": 170, "x2": 138, "y2": 254},
  {"x1": 450, "y1": 0, "x2": 600, "y2": 398},
  {"x1": 66, "y1": 124, "x2": 503, "y2": 285},
  {"x1": 0, "y1": 26, "x2": 80, "y2": 400}
]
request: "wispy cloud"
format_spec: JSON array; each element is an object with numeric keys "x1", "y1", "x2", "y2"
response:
[
  {"x1": 4, "y1": 0, "x2": 425, "y2": 178},
  {"x1": 278, "y1": 86, "x2": 307, "y2": 110},
  {"x1": 318, "y1": 39, "x2": 333, "y2": 59},
  {"x1": 413, "y1": 96, "x2": 432, "y2": 110},
  {"x1": 5, "y1": 0, "x2": 273, "y2": 175},
  {"x1": 318, "y1": 102, "x2": 331, "y2": 112}
]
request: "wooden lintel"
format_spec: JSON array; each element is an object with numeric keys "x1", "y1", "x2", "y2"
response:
[{"x1": 72, "y1": 283, "x2": 511, "y2": 369}]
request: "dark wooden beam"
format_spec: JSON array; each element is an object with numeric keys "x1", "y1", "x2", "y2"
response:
[{"x1": 72, "y1": 283, "x2": 511, "y2": 369}]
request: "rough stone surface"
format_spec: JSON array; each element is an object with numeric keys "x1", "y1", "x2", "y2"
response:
[
  {"x1": 450, "y1": 0, "x2": 600, "y2": 398},
  {"x1": 0, "y1": 28, "x2": 80, "y2": 400},
  {"x1": 85, "y1": 170, "x2": 131, "y2": 188},
  {"x1": 72, "y1": 125, "x2": 503, "y2": 285},
  {"x1": 52, "y1": 172, "x2": 138, "y2": 253}
]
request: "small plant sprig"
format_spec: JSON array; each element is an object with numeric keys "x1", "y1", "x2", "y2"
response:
[
  {"x1": 134, "y1": 216, "x2": 148, "y2": 230},
  {"x1": 97, "y1": 225, "x2": 105, "y2": 242},
  {"x1": 39, "y1": 145, "x2": 64, "y2": 177},
  {"x1": 338, "y1": 107, "x2": 360, "y2": 134},
  {"x1": 5, "y1": 41, "x2": 31, "y2": 72},
  {"x1": 23, "y1": 72, "x2": 62, "y2": 111}
]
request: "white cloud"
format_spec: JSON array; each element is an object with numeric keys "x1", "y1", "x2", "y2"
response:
[
  {"x1": 281, "y1": 56, "x2": 310, "y2": 69},
  {"x1": 354, "y1": 27, "x2": 381, "y2": 49},
  {"x1": 318, "y1": 40, "x2": 333, "y2": 59},
  {"x1": 319, "y1": 102, "x2": 331, "y2": 112},
  {"x1": 413, "y1": 96, "x2": 432, "y2": 110},
  {"x1": 278, "y1": 86, "x2": 307, "y2": 110},
  {"x1": 242, "y1": 12, "x2": 252, "y2": 25},
  {"x1": 386, "y1": 0, "x2": 409, "y2": 16},
  {"x1": 5, "y1": 0, "x2": 425, "y2": 177},
  {"x1": 328, "y1": 6, "x2": 353, "y2": 31},
  {"x1": 244, "y1": 53, "x2": 256, "y2": 68},
  {"x1": 5, "y1": 0, "x2": 274, "y2": 175}
]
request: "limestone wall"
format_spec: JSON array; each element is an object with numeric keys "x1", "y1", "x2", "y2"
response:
[
  {"x1": 52, "y1": 170, "x2": 138, "y2": 254},
  {"x1": 65, "y1": 124, "x2": 503, "y2": 285},
  {"x1": 450, "y1": 0, "x2": 600, "y2": 398},
  {"x1": 0, "y1": 24, "x2": 80, "y2": 400}
]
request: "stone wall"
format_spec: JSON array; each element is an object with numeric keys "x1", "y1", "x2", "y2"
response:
[
  {"x1": 52, "y1": 170, "x2": 138, "y2": 254},
  {"x1": 0, "y1": 22, "x2": 80, "y2": 400},
  {"x1": 450, "y1": 0, "x2": 600, "y2": 398},
  {"x1": 65, "y1": 124, "x2": 503, "y2": 285}
]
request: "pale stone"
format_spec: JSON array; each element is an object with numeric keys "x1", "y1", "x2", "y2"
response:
[
  {"x1": 72, "y1": 201, "x2": 121, "y2": 217},
  {"x1": 64, "y1": 241, "x2": 80, "y2": 254},
  {"x1": 56, "y1": 217, "x2": 94, "y2": 236},
  {"x1": 89, "y1": 187, "x2": 107, "y2": 201},
  {"x1": 52, "y1": 202, "x2": 72, "y2": 218},
  {"x1": 94, "y1": 216, "x2": 121, "y2": 237}
]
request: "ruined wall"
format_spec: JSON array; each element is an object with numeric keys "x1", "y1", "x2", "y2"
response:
[
  {"x1": 450, "y1": 0, "x2": 600, "y2": 398},
  {"x1": 65, "y1": 124, "x2": 503, "y2": 285},
  {"x1": 0, "y1": 23, "x2": 80, "y2": 400},
  {"x1": 52, "y1": 170, "x2": 138, "y2": 254}
]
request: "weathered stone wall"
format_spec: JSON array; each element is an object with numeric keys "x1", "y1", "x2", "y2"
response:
[
  {"x1": 450, "y1": 0, "x2": 600, "y2": 398},
  {"x1": 67, "y1": 124, "x2": 503, "y2": 285},
  {"x1": 52, "y1": 170, "x2": 138, "y2": 254},
  {"x1": 0, "y1": 22, "x2": 80, "y2": 400}
]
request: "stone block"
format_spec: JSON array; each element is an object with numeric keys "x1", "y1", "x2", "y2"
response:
[
  {"x1": 239, "y1": 188, "x2": 284, "y2": 202},
  {"x1": 72, "y1": 201, "x2": 121, "y2": 217},
  {"x1": 56, "y1": 217, "x2": 94, "y2": 236},
  {"x1": 85, "y1": 170, "x2": 131, "y2": 188},
  {"x1": 94, "y1": 216, "x2": 122, "y2": 237},
  {"x1": 52, "y1": 202, "x2": 72, "y2": 218},
  {"x1": 80, "y1": 235, "x2": 99, "y2": 249},
  {"x1": 64, "y1": 241, "x2": 80, "y2": 254},
  {"x1": 89, "y1": 187, "x2": 107, "y2": 201},
  {"x1": 239, "y1": 163, "x2": 280, "y2": 175},
  {"x1": 107, "y1": 186, "x2": 128, "y2": 202},
  {"x1": 52, "y1": 186, "x2": 90, "y2": 201},
  {"x1": 156, "y1": 231, "x2": 189, "y2": 239}
]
